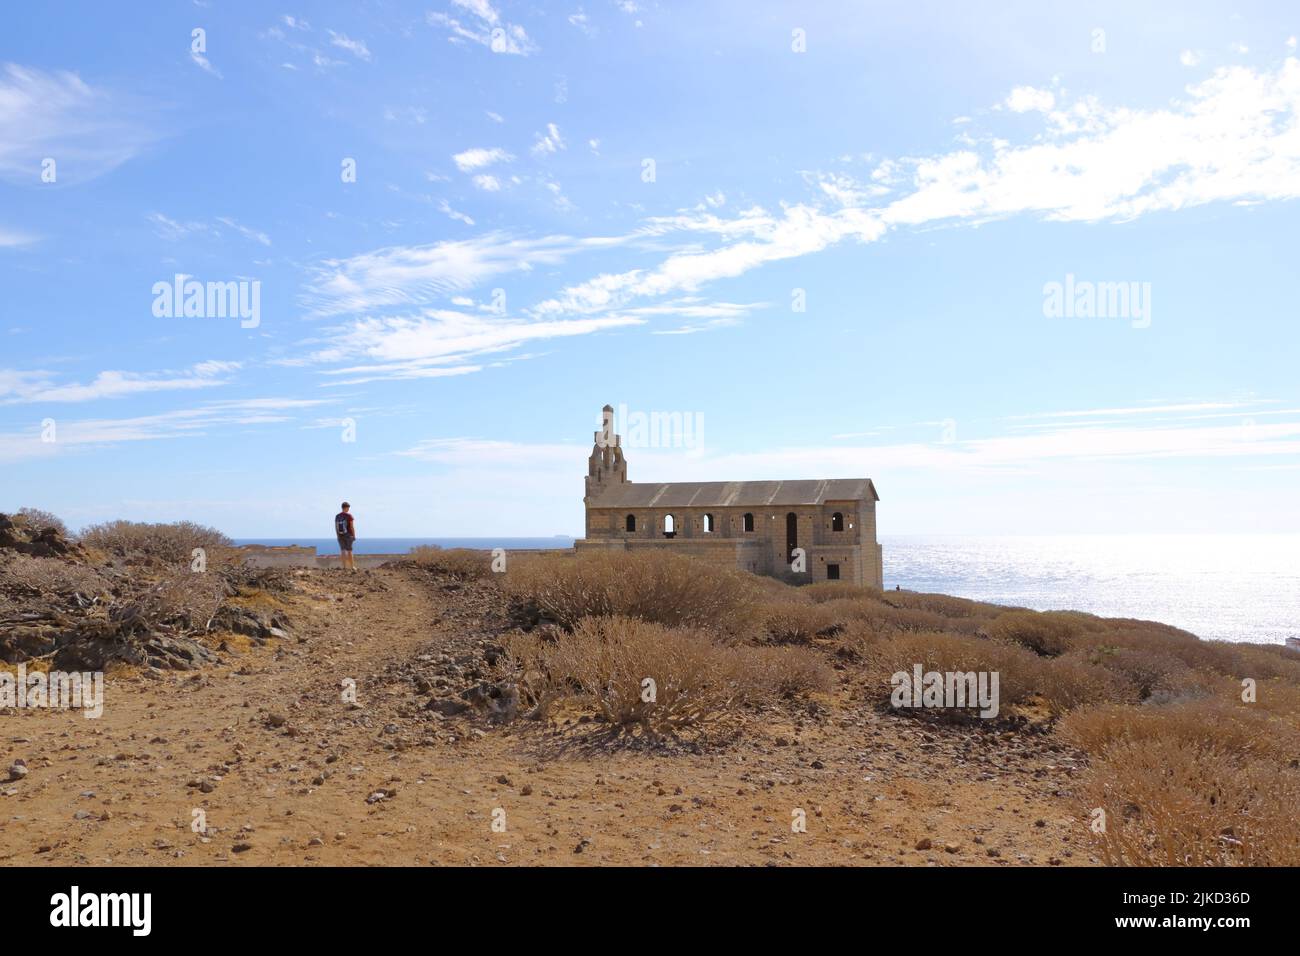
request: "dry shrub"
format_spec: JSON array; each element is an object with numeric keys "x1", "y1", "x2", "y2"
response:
[
  {"x1": 408, "y1": 546, "x2": 493, "y2": 581},
  {"x1": 1233, "y1": 642, "x2": 1300, "y2": 683},
  {"x1": 80, "y1": 520, "x2": 233, "y2": 565},
  {"x1": 14, "y1": 507, "x2": 69, "y2": 537},
  {"x1": 883, "y1": 590, "x2": 993, "y2": 620},
  {"x1": 114, "y1": 569, "x2": 230, "y2": 635},
  {"x1": 0, "y1": 553, "x2": 110, "y2": 602},
  {"x1": 502, "y1": 550, "x2": 758, "y2": 632},
  {"x1": 1082, "y1": 646, "x2": 1209, "y2": 703},
  {"x1": 1079, "y1": 737, "x2": 1300, "y2": 866},
  {"x1": 756, "y1": 601, "x2": 839, "y2": 644},
  {"x1": 1059, "y1": 699, "x2": 1300, "y2": 762},
  {"x1": 1242, "y1": 678, "x2": 1300, "y2": 718},
  {"x1": 733, "y1": 645, "x2": 835, "y2": 700},
  {"x1": 1035, "y1": 654, "x2": 1137, "y2": 714},
  {"x1": 988, "y1": 610, "x2": 1081, "y2": 657},
  {"x1": 865, "y1": 631, "x2": 1043, "y2": 716},
  {"x1": 801, "y1": 582, "x2": 883, "y2": 604},
  {"x1": 506, "y1": 615, "x2": 825, "y2": 739}
]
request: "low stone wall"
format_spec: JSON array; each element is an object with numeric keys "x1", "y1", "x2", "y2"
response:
[{"x1": 236, "y1": 545, "x2": 576, "y2": 571}]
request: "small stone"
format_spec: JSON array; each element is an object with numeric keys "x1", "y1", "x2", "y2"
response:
[{"x1": 914, "y1": 838, "x2": 932, "y2": 851}]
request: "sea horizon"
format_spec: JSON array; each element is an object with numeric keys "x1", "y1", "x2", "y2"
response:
[{"x1": 233, "y1": 533, "x2": 1300, "y2": 646}]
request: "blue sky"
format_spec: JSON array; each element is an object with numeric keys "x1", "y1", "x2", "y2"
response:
[{"x1": 3, "y1": 0, "x2": 1299, "y2": 538}]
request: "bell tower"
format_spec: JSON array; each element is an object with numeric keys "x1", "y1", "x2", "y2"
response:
[{"x1": 585, "y1": 403, "x2": 627, "y2": 503}]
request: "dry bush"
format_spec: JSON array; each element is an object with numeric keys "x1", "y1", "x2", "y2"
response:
[
  {"x1": 755, "y1": 601, "x2": 839, "y2": 645},
  {"x1": 1059, "y1": 699, "x2": 1300, "y2": 762},
  {"x1": 1083, "y1": 646, "x2": 1210, "y2": 703},
  {"x1": 865, "y1": 630, "x2": 1044, "y2": 716},
  {"x1": 849, "y1": 601, "x2": 973, "y2": 639},
  {"x1": 883, "y1": 590, "x2": 994, "y2": 620},
  {"x1": 801, "y1": 582, "x2": 883, "y2": 604},
  {"x1": 80, "y1": 520, "x2": 233, "y2": 565},
  {"x1": 1078, "y1": 737, "x2": 1300, "y2": 866},
  {"x1": 1035, "y1": 654, "x2": 1137, "y2": 714},
  {"x1": 502, "y1": 550, "x2": 759, "y2": 632},
  {"x1": 988, "y1": 610, "x2": 1081, "y2": 657},
  {"x1": 112, "y1": 569, "x2": 230, "y2": 635},
  {"x1": 505, "y1": 615, "x2": 822, "y2": 739},
  {"x1": 1241, "y1": 678, "x2": 1300, "y2": 718},
  {"x1": 1232, "y1": 642, "x2": 1300, "y2": 683},
  {"x1": 14, "y1": 507, "x2": 69, "y2": 537},
  {"x1": 0, "y1": 553, "x2": 110, "y2": 603},
  {"x1": 408, "y1": 546, "x2": 493, "y2": 581},
  {"x1": 732, "y1": 645, "x2": 835, "y2": 700}
]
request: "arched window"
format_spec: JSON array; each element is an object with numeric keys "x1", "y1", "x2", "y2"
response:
[
  {"x1": 831, "y1": 511, "x2": 844, "y2": 532},
  {"x1": 625, "y1": 514, "x2": 636, "y2": 533},
  {"x1": 742, "y1": 512, "x2": 754, "y2": 532},
  {"x1": 663, "y1": 514, "x2": 676, "y2": 537},
  {"x1": 703, "y1": 513, "x2": 714, "y2": 533}
]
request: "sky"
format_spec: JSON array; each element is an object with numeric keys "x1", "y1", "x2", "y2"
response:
[{"x1": 2, "y1": 0, "x2": 1299, "y2": 538}]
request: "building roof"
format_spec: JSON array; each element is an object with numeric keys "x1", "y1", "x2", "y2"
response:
[{"x1": 589, "y1": 478, "x2": 879, "y2": 509}]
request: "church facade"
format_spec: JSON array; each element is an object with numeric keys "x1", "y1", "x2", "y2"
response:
[{"x1": 575, "y1": 405, "x2": 883, "y2": 587}]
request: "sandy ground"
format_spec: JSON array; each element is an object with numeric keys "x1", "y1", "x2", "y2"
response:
[{"x1": 0, "y1": 566, "x2": 1096, "y2": 866}]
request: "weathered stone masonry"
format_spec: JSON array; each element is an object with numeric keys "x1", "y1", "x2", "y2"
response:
[{"x1": 574, "y1": 405, "x2": 883, "y2": 587}]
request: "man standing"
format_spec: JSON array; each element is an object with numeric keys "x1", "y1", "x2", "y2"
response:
[{"x1": 334, "y1": 502, "x2": 356, "y2": 571}]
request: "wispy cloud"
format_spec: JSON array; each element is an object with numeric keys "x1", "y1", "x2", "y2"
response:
[
  {"x1": 427, "y1": 1, "x2": 538, "y2": 56},
  {"x1": 302, "y1": 309, "x2": 642, "y2": 383},
  {"x1": 1, "y1": 361, "x2": 241, "y2": 405},
  {"x1": 328, "y1": 30, "x2": 372, "y2": 61},
  {"x1": 452, "y1": 146, "x2": 513, "y2": 171},
  {"x1": 0, "y1": 63, "x2": 157, "y2": 184},
  {"x1": 0, "y1": 397, "x2": 334, "y2": 463}
]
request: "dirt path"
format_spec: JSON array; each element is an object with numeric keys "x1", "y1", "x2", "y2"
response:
[{"x1": 1, "y1": 567, "x2": 1094, "y2": 866}]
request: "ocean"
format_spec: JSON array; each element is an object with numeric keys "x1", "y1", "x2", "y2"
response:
[{"x1": 234, "y1": 534, "x2": 1300, "y2": 645}]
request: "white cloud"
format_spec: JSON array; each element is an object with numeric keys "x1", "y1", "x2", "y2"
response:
[
  {"x1": 1004, "y1": 86, "x2": 1056, "y2": 112},
  {"x1": 1180, "y1": 49, "x2": 1202, "y2": 67},
  {"x1": 190, "y1": 51, "x2": 222, "y2": 78},
  {"x1": 0, "y1": 226, "x2": 38, "y2": 248},
  {"x1": 301, "y1": 232, "x2": 628, "y2": 317},
  {"x1": 437, "y1": 199, "x2": 475, "y2": 226},
  {"x1": 215, "y1": 217, "x2": 272, "y2": 246},
  {"x1": 0, "y1": 64, "x2": 157, "y2": 184},
  {"x1": 0, "y1": 361, "x2": 241, "y2": 405},
  {"x1": 569, "y1": 11, "x2": 596, "y2": 37},
  {"x1": 452, "y1": 146, "x2": 513, "y2": 171},
  {"x1": 472, "y1": 173, "x2": 501, "y2": 191},
  {"x1": 531, "y1": 122, "x2": 565, "y2": 157},
  {"x1": 328, "y1": 30, "x2": 371, "y2": 61},
  {"x1": 304, "y1": 309, "x2": 643, "y2": 383},
  {"x1": 427, "y1": 1, "x2": 538, "y2": 56},
  {"x1": 0, "y1": 398, "x2": 333, "y2": 463}
]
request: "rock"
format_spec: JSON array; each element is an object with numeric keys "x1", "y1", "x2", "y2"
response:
[
  {"x1": 914, "y1": 838, "x2": 932, "y2": 851},
  {"x1": 425, "y1": 698, "x2": 469, "y2": 717},
  {"x1": 7, "y1": 762, "x2": 28, "y2": 781},
  {"x1": 232, "y1": 843, "x2": 253, "y2": 854}
]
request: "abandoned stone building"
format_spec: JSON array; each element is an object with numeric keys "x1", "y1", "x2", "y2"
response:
[{"x1": 575, "y1": 405, "x2": 883, "y2": 587}]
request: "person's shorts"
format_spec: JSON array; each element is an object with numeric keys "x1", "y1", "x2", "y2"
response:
[{"x1": 337, "y1": 535, "x2": 356, "y2": 552}]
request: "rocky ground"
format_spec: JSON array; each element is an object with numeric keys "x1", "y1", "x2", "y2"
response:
[{"x1": 1, "y1": 564, "x2": 1094, "y2": 866}]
